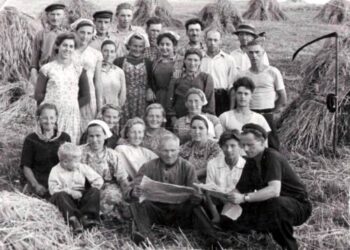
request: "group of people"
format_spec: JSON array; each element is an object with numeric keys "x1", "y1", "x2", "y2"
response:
[{"x1": 20, "y1": 2, "x2": 311, "y2": 250}]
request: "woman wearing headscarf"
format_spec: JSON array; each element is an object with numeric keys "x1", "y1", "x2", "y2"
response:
[
  {"x1": 179, "y1": 115, "x2": 221, "y2": 183},
  {"x1": 174, "y1": 88, "x2": 222, "y2": 144},
  {"x1": 20, "y1": 103, "x2": 71, "y2": 198},
  {"x1": 114, "y1": 33, "x2": 153, "y2": 126},
  {"x1": 80, "y1": 120, "x2": 132, "y2": 221}
]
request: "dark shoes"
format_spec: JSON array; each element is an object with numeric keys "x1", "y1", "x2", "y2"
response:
[
  {"x1": 81, "y1": 215, "x2": 100, "y2": 229},
  {"x1": 69, "y1": 216, "x2": 83, "y2": 234},
  {"x1": 131, "y1": 220, "x2": 148, "y2": 246}
]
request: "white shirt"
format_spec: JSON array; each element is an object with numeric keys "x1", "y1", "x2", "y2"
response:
[
  {"x1": 230, "y1": 48, "x2": 270, "y2": 72},
  {"x1": 219, "y1": 110, "x2": 271, "y2": 132},
  {"x1": 240, "y1": 66, "x2": 285, "y2": 110},
  {"x1": 200, "y1": 50, "x2": 238, "y2": 90},
  {"x1": 206, "y1": 154, "x2": 246, "y2": 191},
  {"x1": 48, "y1": 163, "x2": 104, "y2": 195}
]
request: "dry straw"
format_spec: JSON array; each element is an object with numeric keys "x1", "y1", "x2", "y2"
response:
[
  {"x1": 315, "y1": 0, "x2": 350, "y2": 24},
  {"x1": 279, "y1": 32, "x2": 350, "y2": 154},
  {"x1": 0, "y1": 7, "x2": 39, "y2": 83},
  {"x1": 132, "y1": 0, "x2": 182, "y2": 28},
  {"x1": 243, "y1": 0, "x2": 288, "y2": 21},
  {"x1": 199, "y1": 0, "x2": 242, "y2": 33}
]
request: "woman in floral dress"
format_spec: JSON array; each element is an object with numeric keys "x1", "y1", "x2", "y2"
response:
[
  {"x1": 114, "y1": 33, "x2": 153, "y2": 126},
  {"x1": 80, "y1": 120, "x2": 131, "y2": 221},
  {"x1": 34, "y1": 32, "x2": 90, "y2": 143},
  {"x1": 73, "y1": 19, "x2": 103, "y2": 131}
]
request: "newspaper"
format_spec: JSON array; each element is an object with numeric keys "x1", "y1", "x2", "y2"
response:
[
  {"x1": 194, "y1": 183, "x2": 242, "y2": 221},
  {"x1": 139, "y1": 176, "x2": 195, "y2": 204}
]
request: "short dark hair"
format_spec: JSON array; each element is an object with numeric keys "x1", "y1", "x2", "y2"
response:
[
  {"x1": 101, "y1": 39, "x2": 117, "y2": 50},
  {"x1": 157, "y1": 32, "x2": 178, "y2": 47},
  {"x1": 116, "y1": 2, "x2": 133, "y2": 15},
  {"x1": 241, "y1": 123, "x2": 267, "y2": 142},
  {"x1": 146, "y1": 17, "x2": 162, "y2": 28},
  {"x1": 219, "y1": 130, "x2": 241, "y2": 147},
  {"x1": 36, "y1": 103, "x2": 59, "y2": 117},
  {"x1": 231, "y1": 77, "x2": 255, "y2": 93},
  {"x1": 184, "y1": 48, "x2": 203, "y2": 60},
  {"x1": 185, "y1": 18, "x2": 203, "y2": 31},
  {"x1": 190, "y1": 115, "x2": 209, "y2": 130},
  {"x1": 54, "y1": 32, "x2": 77, "y2": 54}
]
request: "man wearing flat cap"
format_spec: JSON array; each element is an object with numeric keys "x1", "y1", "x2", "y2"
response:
[
  {"x1": 30, "y1": 3, "x2": 67, "y2": 85},
  {"x1": 230, "y1": 23, "x2": 269, "y2": 72},
  {"x1": 222, "y1": 123, "x2": 312, "y2": 250},
  {"x1": 90, "y1": 10, "x2": 123, "y2": 57}
]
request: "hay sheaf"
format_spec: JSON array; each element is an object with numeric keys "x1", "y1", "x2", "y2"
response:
[
  {"x1": 132, "y1": 0, "x2": 182, "y2": 28},
  {"x1": 315, "y1": 0, "x2": 350, "y2": 24},
  {"x1": 0, "y1": 7, "x2": 40, "y2": 82},
  {"x1": 280, "y1": 35, "x2": 350, "y2": 154},
  {"x1": 243, "y1": 0, "x2": 288, "y2": 21},
  {"x1": 199, "y1": 0, "x2": 242, "y2": 33}
]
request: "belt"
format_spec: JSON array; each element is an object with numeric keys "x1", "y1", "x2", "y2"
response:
[
  {"x1": 214, "y1": 89, "x2": 227, "y2": 93},
  {"x1": 251, "y1": 108, "x2": 274, "y2": 114}
]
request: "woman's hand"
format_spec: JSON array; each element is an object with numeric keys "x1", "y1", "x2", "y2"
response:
[
  {"x1": 34, "y1": 183, "x2": 47, "y2": 196},
  {"x1": 70, "y1": 190, "x2": 83, "y2": 200},
  {"x1": 146, "y1": 89, "x2": 156, "y2": 102}
]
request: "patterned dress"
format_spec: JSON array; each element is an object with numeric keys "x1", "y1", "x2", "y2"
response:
[
  {"x1": 80, "y1": 144, "x2": 131, "y2": 220},
  {"x1": 76, "y1": 47, "x2": 103, "y2": 131},
  {"x1": 39, "y1": 61, "x2": 83, "y2": 143},
  {"x1": 180, "y1": 139, "x2": 222, "y2": 182},
  {"x1": 120, "y1": 58, "x2": 148, "y2": 125}
]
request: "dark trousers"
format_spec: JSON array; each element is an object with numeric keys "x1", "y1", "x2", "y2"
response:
[
  {"x1": 215, "y1": 89, "x2": 229, "y2": 116},
  {"x1": 130, "y1": 200, "x2": 217, "y2": 238},
  {"x1": 221, "y1": 197, "x2": 312, "y2": 250},
  {"x1": 252, "y1": 109, "x2": 280, "y2": 151},
  {"x1": 50, "y1": 187, "x2": 100, "y2": 222}
]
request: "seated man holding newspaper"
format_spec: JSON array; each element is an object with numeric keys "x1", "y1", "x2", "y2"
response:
[{"x1": 129, "y1": 133, "x2": 231, "y2": 248}]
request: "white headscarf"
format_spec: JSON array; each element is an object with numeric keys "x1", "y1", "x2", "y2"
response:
[{"x1": 87, "y1": 120, "x2": 113, "y2": 138}]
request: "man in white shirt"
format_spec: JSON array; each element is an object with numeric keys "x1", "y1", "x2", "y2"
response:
[
  {"x1": 241, "y1": 38, "x2": 287, "y2": 150},
  {"x1": 201, "y1": 29, "x2": 238, "y2": 115},
  {"x1": 231, "y1": 23, "x2": 269, "y2": 72}
]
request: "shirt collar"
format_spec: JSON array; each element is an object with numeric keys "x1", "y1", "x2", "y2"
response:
[
  {"x1": 218, "y1": 155, "x2": 246, "y2": 169},
  {"x1": 204, "y1": 50, "x2": 226, "y2": 58}
]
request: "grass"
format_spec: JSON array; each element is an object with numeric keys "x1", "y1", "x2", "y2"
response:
[{"x1": 0, "y1": 1, "x2": 349, "y2": 249}]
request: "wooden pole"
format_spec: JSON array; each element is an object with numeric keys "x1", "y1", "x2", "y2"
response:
[{"x1": 333, "y1": 34, "x2": 339, "y2": 154}]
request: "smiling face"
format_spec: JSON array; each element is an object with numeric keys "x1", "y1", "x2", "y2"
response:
[
  {"x1": 101, "y1": 44, "x2": 117, "y2": 63},
  {"x1": 87, "y1": 125, "x2": 106, "y2": 151},
  {"x1": 221, "y1": 138, "x2": 241, "y2": 162},
  {"x1": 102, "y1": 108, "x2": 119, "y2": 129},
  {"x1": 235, "y1": 86, "x2": 252, "y2": 108},
  {"x1": 184, "y1": 54, "x2": 201, "y2": 73},
  {"x1": 95, "y1": 17, "x2": 111, "y2": 36},
  {"x1": 128, "y1": 37, "x2": 145, "y2": 58},
  {"x1": 185, "y1": 93, "x2": 204, "y2": 115},
  {"x1": 76, "y1": 25, "x2": 94, "y2": 46},
  {"x1": 147, "y1": 23, "x2": 162, "y2": 44},
  {"x1": 117, "y1": 9, "x2": 133, "y2": 29},
  {"x1": 187, "y1": 23, "x2": 202, "y2": 43},
  {"x1": 127, "y1": 123, "x2": 145, "y2": 146},
  {"x1": 240, "y1": 132, "x2": 265, "y2": 158},
  {"x1": 57, "y1": 39, "x2": 75, "y2": 60},
  {"x1": 145, "y1": 108, "x2": 164, "y2": 129},
  {"x1": 158, "y1": 37, "x2": 174, "y2": 58},
  {"x1": 47, "y1": 9, "x2": 65, "y2": 27},
  {"x1": 190, "y1": 119, "x2": 208, "y2": 142},
  {"x1": 38, "y1": 108, "x2": 57, "y2": 132},
  {"x1": 159, "y1": 139, "x2": 180, "y2": 165}
]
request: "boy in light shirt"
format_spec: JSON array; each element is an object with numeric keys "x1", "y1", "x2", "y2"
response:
[{"x1": 49, "y1": 143, "x2": 103, "y2": 233}]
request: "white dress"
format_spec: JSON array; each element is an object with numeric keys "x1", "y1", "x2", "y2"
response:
[
  {"x1": 40, "y1": 61, "x2": 82, "y2": 143},
  {"x1": 75, "y1": 47, "x2": 103, "y2": 131}
]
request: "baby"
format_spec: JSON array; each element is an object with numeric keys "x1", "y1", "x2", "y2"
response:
[{"x1": 48, "y1": 142, "x2": 104, "y2": 233}]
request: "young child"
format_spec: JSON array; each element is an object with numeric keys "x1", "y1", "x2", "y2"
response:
[
  {"x1": 49, "y1": 143, "x2": 104, "y2": 233},
  {"x1": 79, "y1": 104, "x2": 121, "y2": 148}
]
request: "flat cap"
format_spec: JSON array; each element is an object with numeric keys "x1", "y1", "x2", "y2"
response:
[
  {"x1": 233, "y1": 23, "x2": 258, "y2": 38},
  {"x1": 93, "y1": 10, "x2": 113, "y2": 19},
  {"x1": 45, "y1": 3, "x2": 66, "y2": 12},
  {"x1": 242, "y1": 123, "x2": 268, "y2": 140}
]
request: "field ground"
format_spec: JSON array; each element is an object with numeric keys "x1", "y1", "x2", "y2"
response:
[{"x1": 0, "y1": 0, "x2": 349, "y2": 249}]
